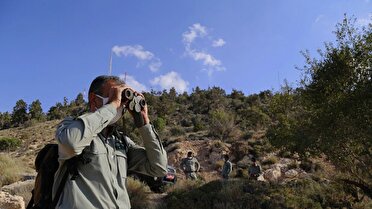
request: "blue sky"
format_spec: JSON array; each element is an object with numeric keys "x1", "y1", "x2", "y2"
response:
[{"x1": 0, "y1": 0, "x2": 371, "y2": 112}]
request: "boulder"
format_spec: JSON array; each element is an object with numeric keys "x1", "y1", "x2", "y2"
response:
[
  {"x1": 1, "y1": 180, "x2": 34, "y2": 194},
  {"x1": 263, "y1": 166, "x2": 281, "y2": 182},
  {"x1": 237, "y1": 156, "x2": 251, "y2": 169},
  {"x1": 284, "y1": 169, "x2": 299, "y2": 178},
  {"x1": 0, "y1": 191, "x2": 25, "y2": 209}
]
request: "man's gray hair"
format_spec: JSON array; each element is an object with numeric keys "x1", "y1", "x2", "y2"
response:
[{"x1": 88, "y1": 75, "x2": 124, "y2": 95}]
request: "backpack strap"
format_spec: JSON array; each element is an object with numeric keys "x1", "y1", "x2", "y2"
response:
[
  {"x1": 25, "y1": 189, "x2": 34, "y2": 209},
  {"x1": 50, "y1": 166, "x2": 70, "y2": 209}
]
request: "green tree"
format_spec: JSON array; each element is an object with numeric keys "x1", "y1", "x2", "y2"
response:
[
  {"x1": 268, "y1": 16, "x2": 372, "y2": 197},
  {"x1": 208, "y1": 108, "x2": 238, "y2": 141},
  {"x1": 0, "y1": 112, "x2": 12, "y2": 129},
  {"x1": 11, "y1": 99, "x2": 28, "y2": 126},
  {"x1": 29, "y1": 99, "x2": 44, "y2": 121},
  {"x1": 47, "y1": 102, "x2": 66, "y2": 120},
  {"x1": 74, "y1": 93, "x2": 85, "y2": 106}
]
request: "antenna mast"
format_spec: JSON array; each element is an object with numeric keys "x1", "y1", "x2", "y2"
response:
[{"x1": 108, "y1": 50, "x2": 113, "y2": 75}]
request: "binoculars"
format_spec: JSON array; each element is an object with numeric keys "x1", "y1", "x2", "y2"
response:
[{"x1": 122, "y1": 88, "x2": 146, "y2": 113}]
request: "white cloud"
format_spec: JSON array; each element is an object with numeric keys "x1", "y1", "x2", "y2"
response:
[
  {"x1": 182, "y1": 23, "x2": 207, "y2": 45},
  {"x1": 112, "y1": 45, "x2": 161, "y2": 72},
  {"x1": 150, "y1": 71, "x2": 189, "y2": 93},
  {"x1": 149, "y1": 58, "x2": 162, "y2": 72},
  {"x1": 189, "y1": 50, "x2": 221, "y2": 66},
  {"x1": 112, "y1": 45, "x2": 154, "y2": 60},
  {"x1": 119, "y1": 74, "x2": 147, "y2": 92},
  {"x1": 212, "y1": 38, "x2": 226, "y2": 47},
  {"x1": 356, "y1": 14, "x2": 372, "y2": 27},
  {"x1": 182, "y1": 23, "x2": 225, "y2": 76},
  {"x1": 315, "y1": 14, "x2": 324, "y2": 23}
]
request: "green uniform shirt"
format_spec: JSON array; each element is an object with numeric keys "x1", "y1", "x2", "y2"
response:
[
  {"x1": 180, "y1": 157, "x2": 200, "y2": 173},
  {"x1": 52, "y1": 103, "x2": 167, "y2": 209}
]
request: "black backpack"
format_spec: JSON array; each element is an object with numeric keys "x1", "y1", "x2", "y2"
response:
[
  {"x1": 27, "y1": 130, "x2": 127, "y2": 209},
  {"x1": 26, "y1": 144, "x2": 91, "y2": 209}
]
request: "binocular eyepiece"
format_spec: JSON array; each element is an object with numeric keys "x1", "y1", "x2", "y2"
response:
[{"x1": 122, "y1": 89, "x2": 146, "y2": 113}]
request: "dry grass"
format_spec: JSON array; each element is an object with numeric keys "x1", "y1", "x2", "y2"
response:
[
  {"x1": 127, "y1": 177, "x2": 153, "y2": 209},
  {"x1": 0, "y1": 154, "x2": 31, "y2": 187},
  {"x1": 165, "y1": 179, "x2": 204, "y2": 194}
]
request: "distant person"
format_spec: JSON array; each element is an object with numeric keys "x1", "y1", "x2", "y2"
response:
[
  {"x1": 53, "y1": 75, "x2": 167, "y2": 209},
  {"x1": 221, "y1": 154, "x2": 232, "y2": 179},
  {"x1": 180, "y1": 151, "x2": 200, "y2": 180},
  {"x1": 248, "y1": 157, "x2": 262, "y2": 180}
]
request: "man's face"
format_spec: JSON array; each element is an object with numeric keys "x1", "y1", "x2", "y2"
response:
[{"x1": 89, "y1": 80, "x2": 118, "y2": 111}]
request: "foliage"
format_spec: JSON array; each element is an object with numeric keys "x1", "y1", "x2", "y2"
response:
[
  {"x1": 208, "y1": 108, "x2": 238, "y2": 141},
  {"x1": 267, "y1": 16, "x2": 372, "y2": 197},
  {"x1": 262, "y1": 156, "x2": 278, "y2": 165},
  {"x1": 126, "y1": 177, "x2": 153, "y2": 209},
  {"x1": 163, "y1": 178, "x2": 365, "y2": 209},
  {"x1": 0, "y1": 112, "x2": 12, "y2": 130},
  {"x1": 29, "y1": 99, "x2": 45, "y2": 121},
  {"x1": 11, "y1": 99, "x2": 28, "y2": 126},
  {"x1": 170, "y1": 126, "x2": 186, "y2": 136},
  {"x1": 153, "y1": 117, "x2": 166, "y2": 132},
  {"x1": 0, "y1": 154, "x2": 30, "y2": 187},
  {"x1": 0, "y1": 137, "x2": 22, "y2": 151}
]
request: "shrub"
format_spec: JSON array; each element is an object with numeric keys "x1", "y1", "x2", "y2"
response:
[
  {"x1": 0, "y1": 137, "x2": 22, "y2": 151},
  {"x1": 278, "y1": 150, "x2": 292, "y2": 158},
  {"x1": 165, "y1": 179, "x2": 204, "y2": 194},
  {"x1": 262, "y1": 156, "x2": 278, "y2": 165},
  {"x1": 170, "y1": 126, "x2": 185, "y2": 136},
  {"x1": 287, "y1": 161, "x2": 299, "y2": 170},
  {"x1": 127, "y1": 177, "x2": 152, "y2": 209},
  {"x1": 192, "y1": 115, "x2": 205, "y2": 132},
  {"x1": 153, "y1": 117, "x2": 166, "y2": 132},
  {"x1": 163, "y1": 178, "x2": 362, "y2": 209},
  {"x1": 0, "y1": 154, "x2": 30, "y2": 187}
]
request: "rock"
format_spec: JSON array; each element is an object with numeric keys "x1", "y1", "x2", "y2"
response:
[
  {"x1": 237, "y1": 156, "x2": 251, "y2": 169},
  {"x1": 263, "y1": 166, "x2": 281, "y2": 182},
  {"x1": 284, "y1": 169, "x2": 298, "y2": 178},
  {"x1": 0, "y1": 191, "x2": 25, "y2": 209},
  {"x1": 257, "y1": 175, "x2": 265, "y2": 181},
  {"x1": 270, "y1": 163, "x2": 288, "y2": 173},
  {"x1": 1, "y1": 180, "x2": 34, "y2": 194}
]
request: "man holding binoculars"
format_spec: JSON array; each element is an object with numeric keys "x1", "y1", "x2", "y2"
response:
[{"x1": 53, "y1": 75, "x2": 167, "y2": 209}]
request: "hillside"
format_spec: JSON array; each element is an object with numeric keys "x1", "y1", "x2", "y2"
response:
[{"x1": 1, "y1": 118, "x2": 371, "y2": 209}]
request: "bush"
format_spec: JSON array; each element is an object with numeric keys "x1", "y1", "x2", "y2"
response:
[
  {"x1": 287, "y1": 161, "x2": 299, "y2": 170},
  {"x1": 170, "y1": 126, "x2": 185, "y2": 136},
  {"x1": 165, "y1": 179, "x2": 204, "y2": 194},
  {"x1": 262, "y1": 156, "x2": 278, "y2": 165},
  {"x1": 162, "y1": 178, "x2": 363, "y2": 209},
  {"x1": 0, "y1": 137, "x2": 22, "y2": 151},
  {"x1": 192, "y1": 115, "x2": 205, "y2": 132},
  {"x1": 127, "y1": 177, "x2": 153, "y2": 209},
  {"x1": 278, "y1": 150, "x2": 292, "y2": 158},
  {"x1": 153, "y1": 117, "x2": 166, "y2": 132},
  {"x1": 0, "y1": 154, "x2": 30, "y2": 187}
]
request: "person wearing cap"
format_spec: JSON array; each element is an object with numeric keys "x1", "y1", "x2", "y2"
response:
[
  {"x1": 53, "y1": 75, "x2": 167, "y2": 209},
  {"x1": 180, "y1": 151, "x2": 200, "y2": 180}
]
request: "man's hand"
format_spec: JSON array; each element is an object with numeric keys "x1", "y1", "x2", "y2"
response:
[
  {"x1": 108, "y1": 84, "x2": 127, "y2": 110},
  {"x1": 128, "y1": 92, "x2": 150, "y2": 127}
]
